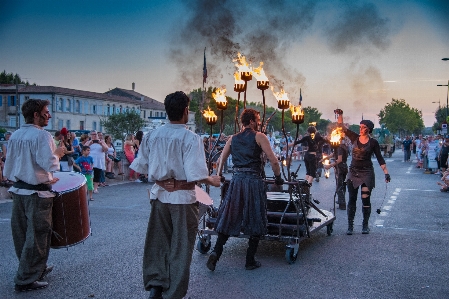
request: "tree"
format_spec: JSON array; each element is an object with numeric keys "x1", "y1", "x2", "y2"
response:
[
  {"x1": 432, "y1": 106, "x2": 446, "y2": 133},
  {"x1": 0, "y1": 70, "x2": 35, "y2": 85},
  {"x1": 378, "y1": 98, "x2": 424, "y2": 138},
  {"x1": 100, "y1": 111, "x2": 146, "y2": 142}
]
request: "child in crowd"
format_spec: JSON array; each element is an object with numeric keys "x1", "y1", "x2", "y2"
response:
[{"x1": 74, "y1": 146, "x2": 94, "y2": 201}]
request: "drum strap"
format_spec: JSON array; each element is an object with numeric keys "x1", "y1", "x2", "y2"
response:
[
  {"x1": 155, "y1": 179, "x2": 196, "y2": 192},
  {"x1": 13, "y1": 180, "x2": 52, "y2": 191}
]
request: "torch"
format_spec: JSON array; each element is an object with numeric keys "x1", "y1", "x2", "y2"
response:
[
  {"x1": 203, "y1": 107, "x2": 218, "y2": 175},
  {"x1": 234, "y1": 71, "x2": 245, "y2": 133},
  {"x1": 234, "y1": 53, "x2": 252, "y2": 109},
  {"x1": 272, "y1": 87, "x2": 291, "y2": 181},
  {"x1": 254, "y1": 62, "x2": 269, "y2": 132},
  {"x1": 330, "y1": 127, "x2": 343, "y2": 149},
  {"x1": 212, "y1": 87, "x2": 228, "y2": 134}
]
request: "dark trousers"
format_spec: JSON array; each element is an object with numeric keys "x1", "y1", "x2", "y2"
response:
[
  {"x1": 11, "y1": 193, "x2": 53, "y2": 285},
  {"x1": 336, "y1": 167, "x2": 348, "y2": 204},
  {"x1": 143, "y1": 200, "x2": 199, "y2": 299}
]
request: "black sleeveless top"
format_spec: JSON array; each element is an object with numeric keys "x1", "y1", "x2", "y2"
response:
[{"x1": 231, "y1": 128, "x2": 263, "y2": 171}]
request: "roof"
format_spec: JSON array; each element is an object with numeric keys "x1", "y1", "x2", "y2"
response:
[{"x1": 105, "y1": 88, "x2": 165, "y2": 110}]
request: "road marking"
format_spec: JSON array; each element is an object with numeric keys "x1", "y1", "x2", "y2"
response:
[
  {"x1": 383, "y1": 206, "x2": 392, "y2": 211},
  {"x1": 404, "y1": 189, "x2": 439, "y2": 192},
  {"x1": 375, "y1": 219, "x2": 384, "y2": 227},
  {"x1": 388, "y1": 200, "x2": 395, "y2": 204},
  {"x1": 390, "y1": 196, "x2": 397, "y2": 200},
  {"x1": 406, "y1": 166, "x2": 412, "y2": 174}
]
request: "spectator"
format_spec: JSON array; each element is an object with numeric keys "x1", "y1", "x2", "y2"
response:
[
  {"x1": 124, "y1": 134, "x2": 140, "y2": 181},
  {"x1": 104, "y1": 135, "x2": 123, "y2": 178},
  {"x1": 134, "y1": 130, "x2": 143, "y2": 158},
  {"x1": 53, "y1": 130, "x2": 62, "y2": 147},
  {"x1": 59, "y1": 128, "x2": 74, "y2": 172},
  {"x1": 85, "y1": 130, "x2": 108, "y2": 193},
  {"x1": 71, "y1": 132, "x2": 81, "y2": 160},
  {"x1": 402, "y1": 135, "x2": 412, "y2": 162},
  {"x1": 439, "y1": 136, "x2": 449, "y2": 173},
  {"x1": 74, "y1": 146, "x2": 94, "y2": 201}
]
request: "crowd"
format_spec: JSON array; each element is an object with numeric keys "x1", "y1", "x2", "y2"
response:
[{"x1": 402, "y1": 134, "x2": 449, "y2": 192}]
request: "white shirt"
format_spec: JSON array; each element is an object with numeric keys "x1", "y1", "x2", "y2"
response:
[
  {"x1": 89, "y1": 142, "x2": 106, "y2": 170},
  {"x1": 131, "y1": 123, "x2": 209, "y2": 204},
  {"x1": 4, "y1": 124, "x2": 60, "y2": 197}
]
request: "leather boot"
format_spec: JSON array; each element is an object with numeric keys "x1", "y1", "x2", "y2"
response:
[
  {"x1": 346, "y1": 206, "x2": 356, "y2": 235},
  {"x1": 207, "y1": 233, "x2": 228, "y2": 271},
  {"x1": 245, "y1": 236, "x2": 261, "y2": 270},
  {"x1": 362, "y1": 206, "x2": 371, "y2": 234}
]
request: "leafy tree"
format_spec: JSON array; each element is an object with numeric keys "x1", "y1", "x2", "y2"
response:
[
  {"x1": 100, "y1": 110, "x2": 145, "y2": 142},
  {"x1": 432, "y1": 106, "x2": 446, "y2": 133},
  {"x1": 378, "y1": 98, "x2": 424, "y2": 138}
]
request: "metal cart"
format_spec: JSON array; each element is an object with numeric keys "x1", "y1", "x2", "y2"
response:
[{"x1": 196, "y1": 179, "x2": 336, "y2": 264}]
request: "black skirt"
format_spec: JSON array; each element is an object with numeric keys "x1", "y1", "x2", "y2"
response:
[
  {"x1": 347, "y1": 166, "x2": 375, "y2": 189},
  {"x1": 215, "y1": 171, "x2": 267, "y2": 236}
]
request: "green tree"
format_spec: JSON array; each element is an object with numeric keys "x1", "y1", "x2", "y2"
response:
[
  {"x1": 432, "y1": 106, "x2": 446, "y2": 133},
  {"x1": 378, "y1": 98, "x2": 424, "y2": 138},
  {"x1": 100, "y1": 111, "x2": 146, "y2": 142},
  {"x1": 0, "y1": 70, "x2": 35, "y2": 85}
]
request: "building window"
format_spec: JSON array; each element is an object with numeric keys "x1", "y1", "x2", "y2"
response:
[
  {"x1": 107, "y1": 104, "x2": 111, "y2": 116},
  {"x1": 93, "y1": 121, "x2": 97, "y2": 131},
  {"x1": 156, "y1": 112, "x2": 159, "y2": 117},
  {"x1": 58, "y1": 119, "x2": 63, "y2": 129},
  {"x1": 92, "y1": 105, "x2": 97, "y2": 114},
  {"x1": 119, "y1": 105, "x2": 122, "y2": 113},
  {"x1": 9, "y1": 116, "x2": 16, "y2": 127},
  {"x1": 143, "y1": 110, "x2": 146, "y2": 118},
  {"x1": 150, "y1": 111, "x2": 153, "y2": 117},
  {"x1": 112, "y1": 104, "x2": 115, "y2": 115},
  {"x1": 80, "y1": 121, "x2": 84, "y2": 130},
  {"x1": 58, "y1": 98, "x2": 63, "y2": 111},
  {"x1": 8, "y1": 95, "x2": 15, "y2": 106},
  {"x1": 66, "y1": 119, "x2": 71, "y2": 130},
  {"x1": 76, "y1": 100, "x2": 80, "y2": 113},
  {"x1": 66, "y1": 99, "x2": 71, "y2": 112}
]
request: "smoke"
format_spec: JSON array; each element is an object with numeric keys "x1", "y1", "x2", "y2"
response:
[
  {"x1": 168, "y1": 0, "x2": 316, "y2": 99},
  {"x1": 324, "y1": 2, "x2": 391, "y2": 54}
]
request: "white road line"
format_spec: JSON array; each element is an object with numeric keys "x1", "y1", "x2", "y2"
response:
[
  {"x1": 383, "y1": 206, "x2": 392, "y2": 211},
  {"x1": 374, "y1": 219, "x2": 384, "y2": 227}
]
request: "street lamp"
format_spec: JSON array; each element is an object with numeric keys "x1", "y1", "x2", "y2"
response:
[
  {"x1": 437, "y1": 80, "x2": 449, "y2": 119},
  {"x1": 432, "y1": 100, "x2": 441, "y2": 108}
]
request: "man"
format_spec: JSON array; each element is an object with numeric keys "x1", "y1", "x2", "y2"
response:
[
  {"x1": 402, "y1": 135, "x2": 412, "y2": 162},
  {"x1": 131, "y1": 91, "x2": 220, "y2": 299},
  {"x1": 53, "y1": 130, "x2": 62, "y2": 147},
  {"x1": 4, "y1": 99, "x2": 65, "y2": 292},
  {"x1": 206, "y1": 108, "x2": 283, "y2": 271}
]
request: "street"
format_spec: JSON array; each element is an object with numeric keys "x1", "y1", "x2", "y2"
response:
[{"x1": 1, "y1": 149, "x2": 449, "y2": 298}]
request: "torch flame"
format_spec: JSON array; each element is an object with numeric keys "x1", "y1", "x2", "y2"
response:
[
  {"x1": 234, "y1": 52, "x2": 252, "y2": 74},
  {"x1": 202, "y1": 106, "x2": 217, "y2": 119},
  {"x1": 290, "y1": 104, "x2": 304, "y2": 116},
  {"x1": 253, "y1": 62, "x2": 268, "y2": 81},
  {"x1": 271, "y1": 87, "x2": 289, "y2": 102},
  {"x1": 212, "y1": 87, "x2": 227, "y2": 105},
  {"x1": 234, "y1": 71, "x2": 244, "y2": 84},
  {"x1": 330, "y1": 127, "x2": 343, "y2": 144}
]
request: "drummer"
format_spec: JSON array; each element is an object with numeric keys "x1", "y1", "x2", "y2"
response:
[{"x1": 4, "y1": 99, "x2": 65, "y2": 292}]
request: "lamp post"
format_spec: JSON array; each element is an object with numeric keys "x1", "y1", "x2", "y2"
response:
[{"x1": 437, "y1": 80, "x2": 449, "y2": 119}]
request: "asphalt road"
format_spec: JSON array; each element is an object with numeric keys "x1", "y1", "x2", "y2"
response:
[{"x1": 1, "y1": 149, "x2": 448, "y2": 299}]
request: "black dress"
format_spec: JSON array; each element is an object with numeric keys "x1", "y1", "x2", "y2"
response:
[{"x1": 214, "y1": 128, "x2": 267, "y2": 236}]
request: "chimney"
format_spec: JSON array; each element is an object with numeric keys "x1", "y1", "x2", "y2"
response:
[{"x1": 132, "y1": 82, "x2": 135, "y2": 90}]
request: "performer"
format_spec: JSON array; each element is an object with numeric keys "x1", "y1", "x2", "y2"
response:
[
  {"x1": 206, "y1": 108, "x2": 283, "y2": 271},
  {"x1": 324, "y1": 133, "x2": 349, "y2": 210},
  {"x1": 4, "y1": 99, "x2": 65, "y2": 292},
  {"x1": 336, "y1": 109, "x2": 390, "y2": 234},
  {"x1": 294, "y1": 126, "x2": 328, "y2": 186},
  {"x1": 131, "y1": 91, "x2": 220, "y2": 299}
]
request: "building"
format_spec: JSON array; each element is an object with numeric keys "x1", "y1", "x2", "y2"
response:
[{"x1": 0, "y1": 84, "x2": 196, "y2": 133}]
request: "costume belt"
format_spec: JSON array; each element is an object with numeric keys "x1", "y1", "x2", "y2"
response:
[
  {"x1": 13, "y1": 180, "x2": 52, "y2": 191},
  {"x1": 155, "y1": 178, "x2": 195, "y2": 192},
  {"x1": 233, "y1": 167, "x2": 258, "y2": 173}
]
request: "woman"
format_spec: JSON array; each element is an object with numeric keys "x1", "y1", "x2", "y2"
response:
[
  {"x1": 336, "y1": 109, "x2": 390, "y2": 235},
  {"x1": 134, "y1": 130, "x2": 143, "y2": 158},
  {"x1": 124, "y1": 134, "x2": 139, "y2": 181},
  {"x1": 104, "y1": 135, "x2": 123, "y2": 178},
  {"x1": 207, "y1": 108, "x2": 283, "y2": 271},
  {"x1": 59, "y1": 128, "x2": 74, "y2": 172},
  {"x1": 85, "y1": 130, "x2": 108, "y2": 193}
]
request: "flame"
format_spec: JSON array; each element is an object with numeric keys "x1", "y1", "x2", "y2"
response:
[
  {"x1": 202, "y1": 106, "x2": 217, "y2": 119},
  {"x1": 212, "y1": 87, "x2": 227, "y2": 105},
  {"x1": 271, "y1": 87, "x2": 289, "y2": 102},
  {"x1": 290, "y1": 104, "x2": 304, "y2": 117},
  {"x1": 234, "y1": 52, "x2": 252, "y2": 74},
  {"x1": 253, "y1": 62, "x2": 268, "y2": 82},
  {"x1": 234, "y1": 71, "x2": 244, "y2": 84},
  {"x1": 325, "y1": 170, "x2": 330, "y2": 178},
  {"x1": 330, "y1": 127, "x2": 343, "y2": 143}
]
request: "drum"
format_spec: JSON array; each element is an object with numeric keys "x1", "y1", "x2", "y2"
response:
[{"x1": 51, "y1": 172, "x2": 90, "y2": 248}]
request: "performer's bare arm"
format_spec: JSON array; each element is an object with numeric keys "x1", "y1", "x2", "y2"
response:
[
  {"x1": 217, "y1": 136, "x2": 232, "y2": 176},
  {"x1": 256, "y1": 132, "x2": 281, "y2": 176}
]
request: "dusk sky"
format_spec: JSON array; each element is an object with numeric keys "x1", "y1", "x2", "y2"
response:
[{"x1": 1, "y1": 0, "x2": 448, "y2": 127}]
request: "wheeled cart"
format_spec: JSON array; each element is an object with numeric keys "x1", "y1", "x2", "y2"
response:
[{"x1": 196, "y1": 179, "x2": 336, "y2": 264}]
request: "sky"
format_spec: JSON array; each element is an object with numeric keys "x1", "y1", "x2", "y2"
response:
[{"x1": 1, "y1": 0, "x2": 448, "y2": 127}]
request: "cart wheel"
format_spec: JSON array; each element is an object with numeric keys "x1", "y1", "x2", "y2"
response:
[
  {"x1": 196, "y1": 235, "x2": 211, "y2": 254},
  {"x1": 285, "y1": 247, "x2": 297, "y2": 264},
  {"x1": 326, "y1": 223, "x2": 333, "y2": 236}
]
